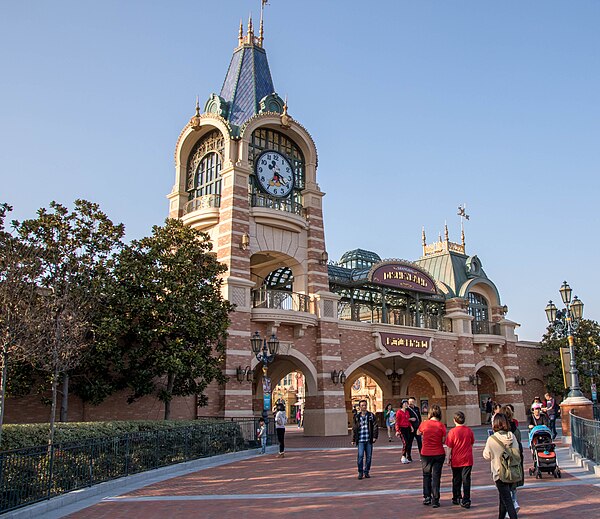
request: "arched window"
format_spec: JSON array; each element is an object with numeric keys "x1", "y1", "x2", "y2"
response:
[
  {"x1": 186, "y1": 130, "x2": 224, "y2": 209},
  {"x1": 249, "y1": 129, "x2": 305, "y2": 211},
  {"x1": 264, "y1": 267, "x2": 294, "y2": 291},
  {"x1": 468, "y1": 292, "x2": 489, "y2": 322}
]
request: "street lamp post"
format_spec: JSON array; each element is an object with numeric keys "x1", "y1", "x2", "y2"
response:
[
  {"x1": 545, "y1": 281, "x2": 585, "y2": 398},
  {"x1": 250, "y1": 331, "x2": 280, "y2": 424}
]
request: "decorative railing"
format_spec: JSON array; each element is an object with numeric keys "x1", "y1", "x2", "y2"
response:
[
  {"x1": 184, "y1": 194, "x2": 221, "y2": 214},
  {"x1": 338, "y1": 304, "x2": 452, "y2": 332},
  {"x1": 252, "y1": 288, "x2": 311, "y2": 313},
  {"x1": 250, "y1": 193, "x2": 305, "y2": 217},
  {"x1": 0, "y1": 419, "x2": 268, "y2": 514},
  {"x1": 471, "y1": 320, "x2": 501, "y2": 335},
  {"x1": 571, "y1": 412, "x2": 600, "y2": 465}
]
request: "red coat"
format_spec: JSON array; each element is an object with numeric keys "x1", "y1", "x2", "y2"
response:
[{"x1": 395, "y1": 408, "x2": 411, "y2": 430}]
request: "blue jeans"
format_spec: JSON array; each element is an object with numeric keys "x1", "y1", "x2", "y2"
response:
[
  {"x1": 548, "y1": 415, "x2": 557, "y2": 438},
  {"x1": 357, "y1": 441, "x2": 373, "y2": 475},
  {"x1": 260, "y1": 436, "x2": 267, "y2": 454}
]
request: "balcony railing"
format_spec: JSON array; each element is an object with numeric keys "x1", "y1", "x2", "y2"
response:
[
  {"x1": 471, "y1": 320, "x2": 501, "y2": 335},
  {"x1": 571, "y1": 412, "x2": 600, "y2": 465},
  {"x1": 184, "y1": 194, "x2": 221, "y2": 214},
  {"x1": 250, "y1": 193, "x2": 305, "y2": 217},
  {"x1": 338, "y1": 304, "x2": 452, "y2": 332},
  {"x1": 252, "y1": 288, "x2": 311, "y2": 313}
]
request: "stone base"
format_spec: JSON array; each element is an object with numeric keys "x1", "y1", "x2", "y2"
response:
[
  {"x1": 303, "y1": 408, "x2": 348, "y2": 436},
  {"x1": 560, "y1": 396, "x2": 593, "y2": 437}
]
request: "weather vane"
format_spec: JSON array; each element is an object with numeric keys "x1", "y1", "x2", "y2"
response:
[{"x1": 457, "y1": 203, "x2": 470, "y2": 222}]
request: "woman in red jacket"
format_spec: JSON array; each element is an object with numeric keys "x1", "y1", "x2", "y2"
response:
[{"x1": 395, "y1": 399, "x2": 412, "y2": 464}]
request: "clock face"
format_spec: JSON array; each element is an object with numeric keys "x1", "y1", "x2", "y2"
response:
[{"x1": 255, "y1": 150, "x2": 294, "y2": 198}]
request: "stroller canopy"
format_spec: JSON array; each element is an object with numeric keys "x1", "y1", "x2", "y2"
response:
[{"x1": 529, "y1": 425, "x2": 552, "y2": 443}]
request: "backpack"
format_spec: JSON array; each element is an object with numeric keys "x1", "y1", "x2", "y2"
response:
[{"x1": 492, "y1": 435, "x2": 523, "y2": 484}]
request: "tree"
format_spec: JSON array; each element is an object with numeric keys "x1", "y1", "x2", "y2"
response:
[
  {"x1": 12, "y1": 200, "x2": 124, "y2": 444},
  {"x1": 92, "y1": 218, "x2": 233, "y2": 420},
  {"x1": 538, "y1": 319, "x2": 600, "y2": 399},
  {"x1": 0, "y1": 203, "x2": 41, "y2": 445}
]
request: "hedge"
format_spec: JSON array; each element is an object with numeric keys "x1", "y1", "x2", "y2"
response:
[{"x1": 0, "y1": 420, "x2": 213, "y2": 451}]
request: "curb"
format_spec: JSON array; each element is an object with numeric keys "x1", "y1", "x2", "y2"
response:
[{"x1": 570, "y1": 447, "x2": 600, "y2": 478}]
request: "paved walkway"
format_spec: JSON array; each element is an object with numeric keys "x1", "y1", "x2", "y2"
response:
[{"x1": 21, "y1": 427, "x2": 600, "y2": 519}]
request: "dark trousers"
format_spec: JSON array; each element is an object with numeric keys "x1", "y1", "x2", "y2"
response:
[
  {"x1": 421, "y1": 454, "x2": 445, "y2": 502},
  {"x1": 451, "y1": 465, "x2": 472, "y2": 503},
  {"x1": 276, "y1": 427, "x2": 285, "y2": 453},
  {"x1": 406, "y1": 428, "x2": 422, "y2": 460},
  {"x1": 548, "y1": 415, "x2": 557, "y2": 438},
  {"x1": 398, "y1": 427, "x2": 411, "y2": 457},
  {"x1": 357, "y1": 441, "x2": 373, "y2": 475},
  {"x1": 495, "y1": 480, "x2": 518, "y2": 519}
]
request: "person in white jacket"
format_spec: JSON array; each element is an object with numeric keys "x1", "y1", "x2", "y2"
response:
[{"x1": 483, "y1": 413, "x2": 519, "y2": 519}]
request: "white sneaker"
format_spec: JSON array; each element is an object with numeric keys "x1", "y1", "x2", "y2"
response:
[
  {"x1": 514, "y1": 500, "x2": 520, "y2": 512},
  {"x1": 401, "y1": 456, "x2": 409, "y2": 464}
]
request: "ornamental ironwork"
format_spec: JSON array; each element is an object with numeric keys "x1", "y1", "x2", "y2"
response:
[{"x1": 186, "y1": 130, "x2": 225, "y2": 192}]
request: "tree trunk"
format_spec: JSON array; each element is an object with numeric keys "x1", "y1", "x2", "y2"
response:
[
  {"x1": 48, "y1": 366, "x2": 59, "y2": 447},
  {"x1": 60, "y1": 373, "x2": 69, "y2": 422},
  {"x1": 164, "y1": 373, "x2": 175, "y2": 420}
]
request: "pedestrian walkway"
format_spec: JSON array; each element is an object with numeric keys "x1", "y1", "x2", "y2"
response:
[{"x1": 18, "y1": 427, "x2": 600, "y2": 518}]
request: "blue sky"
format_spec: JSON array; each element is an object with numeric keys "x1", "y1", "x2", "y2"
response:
[{"x1": 1, "y1": 1, "x2": 599, "y2": 341}]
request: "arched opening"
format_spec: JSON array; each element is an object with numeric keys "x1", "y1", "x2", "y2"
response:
[{"x1": 184, "y1": 129, "x2": 224, "y2": 214}]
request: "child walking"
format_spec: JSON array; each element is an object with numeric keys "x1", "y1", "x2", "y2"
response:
[
  {"x1": 257, "y1": 418, "x2": 267, "y2": 454},
  {"x1": 445, "y1": 411, "x2": 475, "y2": 509}
]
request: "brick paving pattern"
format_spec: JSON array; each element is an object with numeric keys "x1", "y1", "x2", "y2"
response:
[{"x1": 54, "y1": 427, "x2": 600, "y2": 519}]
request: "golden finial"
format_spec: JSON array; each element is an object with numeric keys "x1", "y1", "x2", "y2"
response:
[
  {"x1": 246, "y1": 14, "x2": 254, "y2": 44},
  {"x1": 422, "y1": 227, "x2": 426, "y2": 246},
  {"x1": 444, "y1": 222, "x2": 449, "y2": 241},
  {"x1": 238, "y1": 20, "x2": 244, "y2": 46},
  {"x1": 280, "y1": 95, "x2": 291, "y2": 128},
  {"x1": 259, "y1": 17, "x2": 264, "y2": 47},
  {"x1": 190, "y1": 96, "x2": 201, "y2": 131},
  {"x1": 461, "y1": 222, "x2": 465, "y2": 248}
]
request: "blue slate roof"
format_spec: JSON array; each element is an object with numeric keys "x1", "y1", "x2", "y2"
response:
[{"x1": 219, "y1": 44, "x2": 275, "y2": 127}]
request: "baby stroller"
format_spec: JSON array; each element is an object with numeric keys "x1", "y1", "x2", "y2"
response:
[{"x1": 528, "y1": 425, "x2": 561, "y2": 479}]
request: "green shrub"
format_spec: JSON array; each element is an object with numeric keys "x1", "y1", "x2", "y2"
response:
[{"x1": 0, "y1": 420, "x2": 213, "y2": 451}]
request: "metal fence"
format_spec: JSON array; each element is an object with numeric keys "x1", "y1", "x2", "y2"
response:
[
  {"x1": 0, "y1": 418, "x2": 271, "y2": 515},
  {"x1": 571, "y1": 412, "x2": 600, "y2": 465}
]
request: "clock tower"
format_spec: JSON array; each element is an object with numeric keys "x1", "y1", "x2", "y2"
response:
[{"x1": 167, "y1": 17, "x2": 345, "y2": 434}]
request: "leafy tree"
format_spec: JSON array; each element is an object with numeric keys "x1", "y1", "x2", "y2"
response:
[
  {"x1": 538, "y1": 318, "x2": 600, "y2": 399},
  {"x1": 0, "y1": 203, "x2": 41, "y2": 445},
  {"x1": 12, "y1": 200, "x2": 124, "y2": 444},
  {"x1": 89, "y1": 218, "x2": 234, "y2": 420}
]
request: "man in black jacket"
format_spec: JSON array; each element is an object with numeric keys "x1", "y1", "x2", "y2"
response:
[
  {"x1": 406, "y1": 397, "x2": 423, "y2": 462},
  {"x1": 351, "y1": 399, "x2": 378, "y2": 479}
]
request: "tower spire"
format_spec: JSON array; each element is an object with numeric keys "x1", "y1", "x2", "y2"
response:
[
  {"x1": 259, "y1": 0, "x2": 265, "y2": 47},
  {"x1": 422, "y1": 227, "x2": 427, "y2": 256},
  {"x1": 246, "y1": 14, "x2": 254, "y2": 45},
  {"x1": 238, "y1": 19, "x2": 244, "y2": 46}
]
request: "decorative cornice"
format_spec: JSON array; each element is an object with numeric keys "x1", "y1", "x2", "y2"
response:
[
  {"x1": 173, "y1": 113, "x2": 236, "y2": 166},
  {"x1": 239, "y1": 112, "x2": 319, "y2": 167}
]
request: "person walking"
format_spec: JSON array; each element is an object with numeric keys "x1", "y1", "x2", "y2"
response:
[
  {"x1": 384, "y1": 403, "x2": 395, "y2": 442},
  {"x1": 395, "y1": 399, "x2": 412, "y2": 463},
  {"x1": 406, "y1": 397, "x2": 423, "y2": 461},
  {"x1": 483, "y1": 413, "x2": 519, "y2": 519},
  {"x1": 275, "y1": 403, "x2": 287, "y2": 458},
  {"x1": 351, "y1": 399, "x2": 379, "y2": 479},
  {"x1": 527, "y1": 405, "x2": 548, "y2": 429},
  {"x1": 485, "y1": 397, "x2": 493, "y2": 424},
  {"x1": 542, "y1": 392, "x2": 557, "y2": 439},
  {"x1": 418, "y1": 404, "x2": 446, "y2": 508},
  {"x1": 445, "y1": 411, "x2": 475, "y2": 509},
  {"x1": 502, "y1": 405, "x2": 524, "y2": 514},
  {"x1": 257, "y1": 418, "x2": 267, "y2": 454}
]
